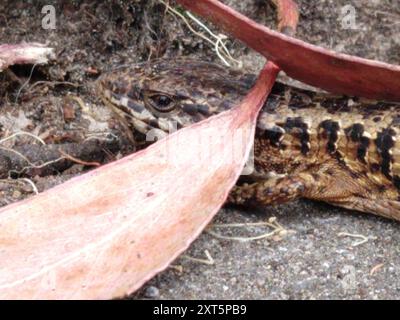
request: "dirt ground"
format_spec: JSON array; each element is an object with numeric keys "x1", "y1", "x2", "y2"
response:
[{"x1": 1, "y1": 0, "x2": 400, "y2": 299}]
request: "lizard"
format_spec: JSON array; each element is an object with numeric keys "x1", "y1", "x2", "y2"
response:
[{"x1": 96, "y1": 58, "x2": 400, "y2": 221}]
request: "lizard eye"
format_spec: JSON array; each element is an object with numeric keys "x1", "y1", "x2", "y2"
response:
[{"x1": 146, "y1": 93, "x2": 176, "y2": 112}]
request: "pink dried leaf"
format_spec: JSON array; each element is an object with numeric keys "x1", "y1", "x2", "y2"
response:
[
  {"x1": 177, "y1": 0, "x2": 400, "y2": 102},
  {"x1": 0, "y1": 43, "x2": 55, "y2": 71},
  {"x1": 0, "y1": 62, "x2": 279, "y2": 299}
]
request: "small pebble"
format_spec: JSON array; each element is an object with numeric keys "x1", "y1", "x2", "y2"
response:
[{"x1": 144, "y1": 286, "x2": 160, "y2": 298}]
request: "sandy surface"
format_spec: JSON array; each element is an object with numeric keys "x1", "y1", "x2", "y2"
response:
[{"x1": 135, "y1": 202, "x2": 400, "y2": 299}]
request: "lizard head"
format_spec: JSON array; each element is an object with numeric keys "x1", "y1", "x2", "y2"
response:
[{"x1": 97, "y1": 59, "x2": 255, "y2": 140}]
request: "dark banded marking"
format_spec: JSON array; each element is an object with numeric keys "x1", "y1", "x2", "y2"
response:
[
  {"x1": 375, "y1": 128, "x2": 396, "y2": 181},
  {"x1": 283, "y1": 117, "x2": 310, "y2": 155},
  {"x1": 196, "y1": 104, "x2": 211, "y2": 115},
  {"x1": 345, "y1": 123, "x2": 364, "y2": 142},
  {"x1": 288, "y1": 91, "x2": 314, "y2": 110},
  {"x1": 344, "y1": 123, "x2": 370, "y2": 164},
  {"x1": 320, "y1": 97, "x2": 350, "y2": 113},
  {"x1": 127, "y1": 100, "x2": 145, "y2": 113},
  {"x1": 357, "y1": 137, "x2": 370, "y2": 164},
  {"x1": 110, "y1": 92, "x2": 146, "y2": 114},
  {"x1": 319, "y1": 120, "x2": 340, "y2": 154},
  {"x1": 264, "y1": 126, "x2": 285, "y2": 147},
  {"x1": 148, "y1": 118, "x2": 160, "y2": 128},
  {"x1": 393, "y1": 176, "x2": 400, "y2": 189},
  {"x1": 182, "y1": 103, "x2": 207, "y2": 115}
]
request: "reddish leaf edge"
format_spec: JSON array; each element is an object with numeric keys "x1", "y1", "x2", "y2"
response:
[{"x1": 176, "y1": 0, "x2": 400, "y2": 102}]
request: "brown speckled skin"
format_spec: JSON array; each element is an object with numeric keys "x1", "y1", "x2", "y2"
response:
[{"x1": 97, "y1": 59, "x2": 400, "y2": 221}]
